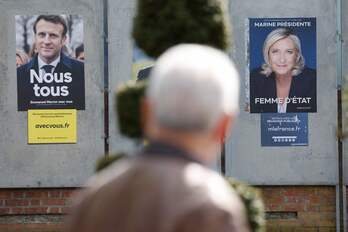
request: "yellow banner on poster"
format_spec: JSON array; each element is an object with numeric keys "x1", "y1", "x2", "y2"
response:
[{"x1": 28, "y1": 109, "x2": 77, "y2": 144}]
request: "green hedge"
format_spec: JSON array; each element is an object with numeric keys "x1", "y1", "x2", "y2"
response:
[
  {"x1": 132, "y1": 0, "x2": 231, "y2": 58},
  {"x1": 115, "y1": 81, "x2": 147, "y2": 139},
  {"x1": 227, "y1": 178, "x2": 266, "y2": 232}
]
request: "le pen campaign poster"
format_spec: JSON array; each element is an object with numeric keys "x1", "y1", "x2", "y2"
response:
[
  {"x1": 16, "y1": 15, "x2": 85, "y2": 111},
  {"x1": 248, "y1": 18, "x2": 317, "y2": 113},
  {"x1": 261, "y1": 113, "x2": 308, "y2": 147}
]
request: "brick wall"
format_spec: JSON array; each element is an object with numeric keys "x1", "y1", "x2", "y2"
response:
[
  {"x1": 0, "y1": 188, "x2": 76, "y2": 232},
  {"x1": 262, "y1": 186, "x2": 336, "y2": 231},
  {"x1": 0, "y1": 186, "x2": 338, "y2": 231}
]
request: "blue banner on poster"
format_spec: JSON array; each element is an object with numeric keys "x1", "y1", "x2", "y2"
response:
[{"x1": 261, "y1": 113, "x2": 308, "y2": 146}]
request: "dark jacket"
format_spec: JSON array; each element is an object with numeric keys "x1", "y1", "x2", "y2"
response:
[
  {"x1": 17, "y1": 53, "x2": 85, "y2": 111},
  {"x1": 66, "y1": 142, "x2": 250, "y2": 232},
  {"x1": 249, "y1": 67, "x2": 316, "y2": 113}
]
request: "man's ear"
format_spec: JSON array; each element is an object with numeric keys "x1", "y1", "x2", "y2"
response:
[
  {"x1": 140, "y1": 97, "x2": 153, "y2": 137},
  {"x1": 62, "y1": 35, "x2": 67, "y2": 45},
  {"x1": 213, "y1": 114, "x2": 235, "y2": 143}
]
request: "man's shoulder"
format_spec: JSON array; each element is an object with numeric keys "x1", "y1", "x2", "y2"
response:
[
  {"x1": 84, "y1": 157, "x2": 179, "y2": 190},
  {"x1": 148, "y1": 159, "x2": 241, "y2": 207},
  {"x1": 185, "y1": 166, "x2": 240, "y2": 203},
  {"x1": 61, "y1": 54, "x2": 84, "y2": 70},
  {"x1": 69, "y1": 158, "x2": 250, "y2": 231},
  {"x1": 17, "y1": 63, "x2": 28, "y2": 74},
  {"x1": 85, "y1": 158, "x2": 132, "y2": 189},
  {"x1": 135, "y1": 159, "x2": 247, "y2": 220},
  {"x1": 17, "y1": 58, "x2": 36, "y2": 74},
  {"x1": 87, "y1": 157, "x2": 222, "y2": 193},
  {"x1": 172, "y1": 166, "x2": 250, "y2": 231},
  {"x1": 84, "y1": 157, "x2": 239, "y2": 206},
  {"x1": 70, "y1": 57, "x2": 84, "y2": 68}
]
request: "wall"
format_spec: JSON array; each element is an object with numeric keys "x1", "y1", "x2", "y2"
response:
[
  {"x1": 0, "y1": 187, "x2": 338, "y2": 231},
  {"x1": 0, "y1": 0, "x2": 105, "y2": 188},
  {"x1": 108, "y1": 0, "x2": 138, "y2": 155},
  {"x1": 0, "y1": 0, "x2": 340, "y2": 186},
  {"x1": 226, "y1": 0, "x2": 338, "y2": 185},
  {"x1": 263, "y1": 186, "x2": 336, "y2": 231},
  {"x1": 0, "y1": 188, "x2": 75, "y2": 232},
  {"x1": 342, "y1": 0, "x2": 348, "y2": 186}
]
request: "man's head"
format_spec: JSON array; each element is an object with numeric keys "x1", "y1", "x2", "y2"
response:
[
  {"x1": 144, "y1": 44, "x2": 239, "y2": 161},
  {"x1": 33, "y1": 15, "x2": 67, "y2": 64},
  {"x1": 75, "y1": 44, "x2": 85, "y2": 61}
]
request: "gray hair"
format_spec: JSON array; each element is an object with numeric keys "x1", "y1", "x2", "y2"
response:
[
  {"x1": 261, "y1": 28, "x2": 305, "y2": 77},
  {"x1": 147, "y1": 44, "x2": 239, "y2": 132}
]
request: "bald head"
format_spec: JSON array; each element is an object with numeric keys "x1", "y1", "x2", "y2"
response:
[{"x1": 147, "y1": 44, "x2": 240, "y2": 132}]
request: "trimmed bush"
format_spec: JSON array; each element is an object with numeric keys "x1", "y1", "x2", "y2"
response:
[
  {"x1": 115, "y1": 81, "x2": 147, "y2": 139},
  {"x1": 133, "y1": 0, "x2": 231, "y2": 58},
  {"x1": 227, "y1": 178, "x2": 266, "y2": 232},
  {"x1": 95, "y1": 153, "x2": 126, "y2": 172}
]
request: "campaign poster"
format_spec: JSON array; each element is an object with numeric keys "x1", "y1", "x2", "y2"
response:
[
  {"x1": 28, "y1": 109, "x2": 77, "y2": 144},
  {"x1": 16, "y1": 15, "x2": 85, "y2": 111},
  {"x1": 248, "y1": 18, "x2": 317, "y2": 113},
  {"x1": 261, "y1": 113, "x2": 308, "y2": 146}
]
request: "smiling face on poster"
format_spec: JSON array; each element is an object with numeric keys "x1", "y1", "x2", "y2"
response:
[
  {"x1": 248, "y1": 18, "x2": 317, "y2": 113},
  {"x1": 16, "y1": 14, "x2": 85, "y2": 111}
]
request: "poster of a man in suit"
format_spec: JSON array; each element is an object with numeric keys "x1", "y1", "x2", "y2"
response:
[{"x1": 16, "y1": 14, "x2": 85, "y2": 111}]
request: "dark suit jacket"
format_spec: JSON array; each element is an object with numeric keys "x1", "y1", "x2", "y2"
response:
[
  {"x1": 66, "y1": 142, "x2": 250, "y2": 232},
  {"x1": 17, "y1": 53, "x2": 85, "y2": 111},
  {"x1": 249, "y1": 67, "x2": 316, "y2": 113}
]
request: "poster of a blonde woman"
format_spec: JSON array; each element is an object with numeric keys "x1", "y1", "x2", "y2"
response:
[{"x1": 250, "y1": 27, "x2": 316, "y2": 113}]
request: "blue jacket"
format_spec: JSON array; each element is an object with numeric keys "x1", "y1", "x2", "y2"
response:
[{"x1": 17, "y1": 53, "x2": 85, "y2": 111}]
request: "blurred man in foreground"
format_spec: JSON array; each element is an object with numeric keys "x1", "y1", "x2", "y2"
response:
[{"x1": 66, "y1": 44, "x2": 250, "y2": 232}]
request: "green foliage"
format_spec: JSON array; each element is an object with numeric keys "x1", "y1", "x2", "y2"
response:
[
  {"x1": 132, "y1": 0, "x2": 231, "y2": 58},
  {"x1": 227, "y1": 178, "x2": 266, "y2": 232},
  {"x1": 115, "y1": 80, "x2": 147, "y2": 139},
  {"x1": 95, "y1": 153, "x2": 126, "y2": 172}
]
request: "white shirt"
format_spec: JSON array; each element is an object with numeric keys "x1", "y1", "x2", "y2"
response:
[{"x1": 277, "y1": 102, "x2": 287, "y2": 113}]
